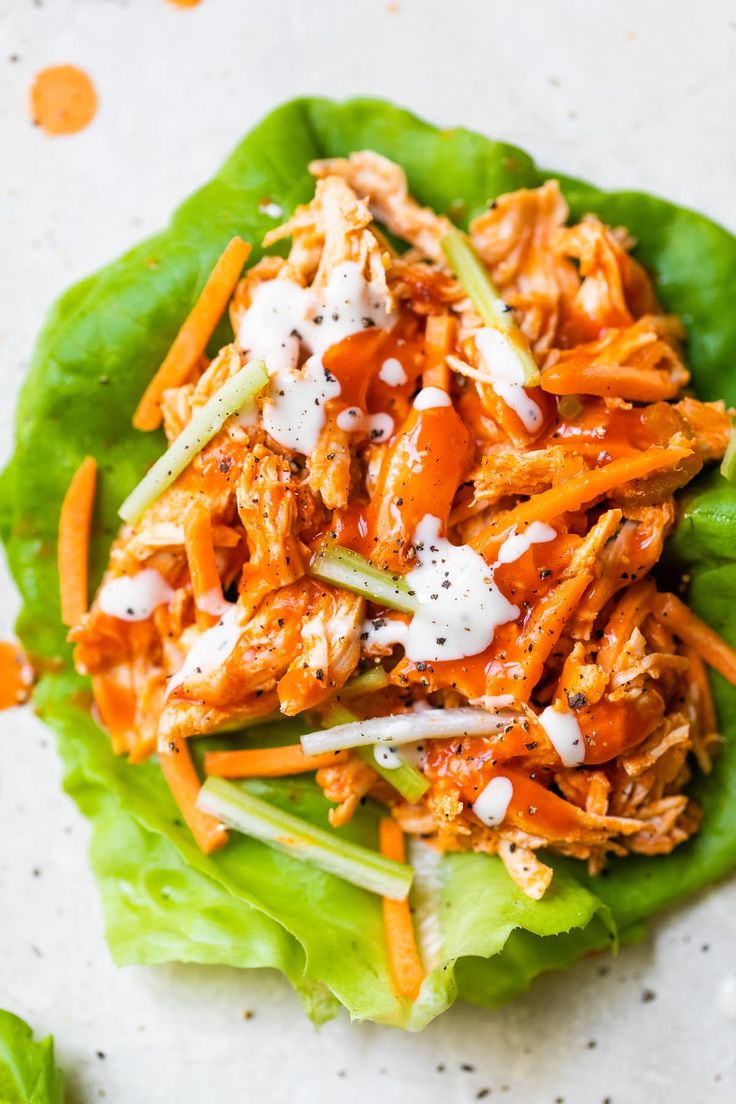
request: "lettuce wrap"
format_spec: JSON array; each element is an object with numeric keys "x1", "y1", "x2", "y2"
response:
[{"x1": 2, "y1": 97, "x2": 736, "y2": 1029}]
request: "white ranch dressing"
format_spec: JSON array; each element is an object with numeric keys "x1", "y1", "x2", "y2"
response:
[
  {"x1": 361, "y1": 516, "x2": 557, "y2": 665},
  {"x1": 336, "y1": 406, "x2": 365, "y2": 432},
  {"x1": 373, "y1": 745, "x2": 403, "y2": 770},
  {"x1": 258, "y1": 199, "x2": 284, "y2": 219},
  {"x1": 538, "y1": 704, "x2": 585, "y2": 767},
  {"x1": 365, "y1": 412, "x2": 394, "y2": 441},
  {"x1": 238, "y1": 262, "x2": 393, "y2": 454},
  {"x1": 378, "y1": 357, "x2": 407, "y2": 386},
  {"x1": 166, "y1": 604, "x2": 242, "y2": 697},
  {"x1": 98, "y1": 569, "x2": 173, "y2": 622},
  {"x1": 473, "y1": 775, "x2": 514, "y2": 827},
  {"x1": 197, "y1": 587, "x2": 235, "y2": 618},
  {"x1": 413, "y1": 386, "x2": 450, "y2": 411},
  {"x1": 495, "y1": 521, "x2": 556, "y2": 565},
  {"x1": 475, "y1": 326, "x2": 543, "y2": 432}
]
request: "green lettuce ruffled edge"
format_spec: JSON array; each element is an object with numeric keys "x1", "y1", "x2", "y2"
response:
[
  {"x1": 2, "y1": 97, "x2": 736, "y2": 1029},
  {"x1": 0, "y1": 1011, "x2": 63, "y2": 1104}
]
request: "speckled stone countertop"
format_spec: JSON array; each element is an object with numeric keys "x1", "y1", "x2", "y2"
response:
[{"x1": 1, "y1": 1, "x2": 735, "y2": 1101}]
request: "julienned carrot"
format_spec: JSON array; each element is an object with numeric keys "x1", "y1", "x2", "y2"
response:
[
  {"x1": 204, "y1": 744, "x2": 349, "y2": 778},
  {"x1": 596, "y1": 581, "x2": 655, "y2": 673},
  {"x1": 91, "y1": 673, "x2": 136, "y2": 756},
  {"x1": 379, "y1": 818, "x2": 424, "y2": 1001},
  {"x1": 651, "y1": 593, "x2": 736, "y2": 685},
  {"x1": 422, "y1": 313, "x2": 455, "y2": 391},
  {"x1": 541, "y1": 361, "x2": 678, "y2": 403},
  {"x1": 183, "y1": 500, "x2": 225, "y2": 629},
  {"x1": 58, "y1": 456, "x2": 97, "y2": 626},
  {"x1": 159, "y1": 736, "x2": 228, "y2": 854},
  {"x1": 471, "y1": 446, "x2": 692, "y2": 556},
  {"x1": 133, "y1": 236, "x2": 251, "y2": 431}
]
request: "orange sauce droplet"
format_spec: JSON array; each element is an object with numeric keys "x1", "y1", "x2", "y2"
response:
[
  {"x1": 165, "y1": 0, "x2": 202, "y2": 8},
  {"x1": 29, "y1": 65, "x2": 98, "y2": 136},
  {"x1": 0, "y1": 641, "x2": 33, "y2": 710}
]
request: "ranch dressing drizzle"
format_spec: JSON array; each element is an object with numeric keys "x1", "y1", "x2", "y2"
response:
[
  {"x1": 167, "y1": 604, "x2": 242, "y2": 697},
  {"x1": 538, "y1": 705, "x2": 585, "y2": 767},
  {"x1": 98, "y1": 569, "x2": 173, "y2": 622},
  {"x1": 238, "y1": 262, "x2": 394, "y2": 454},
  {"x1": 473, "y1": 776, "x2": 514, "y2": 827},
  {"x1": 475, "y1": 326, "x2": 543, "y2": 432},
  {"x1": 378, "y1": 357, "x2": 407, "y2": 386},
  {"x1": 361, "y1": 517, "x2": 557, "y2": 664},
  {"x1": 373, "y1": 745, "x2": 403, "y2": 769}
]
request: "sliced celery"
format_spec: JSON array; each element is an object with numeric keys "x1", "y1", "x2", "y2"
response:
[
  {"x1": 302, "y1": 706, "x2": 514, "y2": 756},
  {"x1": 309, "y1": 544, "x2": 418, "y2": 614},
  {"x1": 441, "y1": 228, "x2": 540, "y2": 386},
  {"x1": 357, "y1": 746, "x2": 430, "y2": 803},
  {"x1": 720, "y1": 426, "x2": 736, "y2": 483},
  {"x1": 321, "y1": 703, "x2": 430, "y2": 804},
  {"x1": 120, "y1": 359, "x2": 268, "y2": 526},
  {"x1": 339, "y1": 666, "x2": 391, "y2": 698},
  {"x1": 197, "y1": 777, "x2": 413, "y2": 900}
]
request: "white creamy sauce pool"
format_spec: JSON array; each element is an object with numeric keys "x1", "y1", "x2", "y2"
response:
[
  {"x1": 238, "y1": 261, "x2": 393, "y2": 454},
  {"x1": 538, "y1": 704, "x2": 585, "y2": 767},
  {"x1": 98, "y1": 569, "x2": 173, "y2": 622},
  {"x1": 361, "y1": 515, "x2": 557, "y2": 665},
  {"x1": 378, "y1": 357, "x2": 407, "y2": 386},
  {"x1": 167, "y1": 604, "x2": 242, "y2": 697},
  {"x1": 473, "y1": 775, "x2": 514, "y2": 827},
  {"x1": 475, "y1": 326, "x2": 543, "y2": 432},
  {"x1": 413, "y1": 386, "x2": 450, "y2": 411}
]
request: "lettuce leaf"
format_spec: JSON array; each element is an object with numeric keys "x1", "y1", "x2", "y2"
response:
[
  {"x1": 0, "y1": 1011, "x2": 64, "y2": 1104},
  {"x1": 2, "y1": 97, "x2": 736, "y2": 1028}
]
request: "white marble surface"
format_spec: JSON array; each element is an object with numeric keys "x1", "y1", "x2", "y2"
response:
[{"x1": 1, "y1": 0, "x2": 735, "y2": 1100}]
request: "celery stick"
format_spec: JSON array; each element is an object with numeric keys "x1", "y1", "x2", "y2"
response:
[
  {"x1": 309, "y1": 544, "x2": 418, "y2": 614},
  {"x1": 720, "y1": 426, "x2": 736, "y2": 483},
  {"x1": 197, "y1": 777, "x2": 413, "y2": 900},
  {"x1": 322, "y1": 703, "x2": 430, "y2": 804},
  {"x1": 357, "y1": 746, "x2": 430, "y2": 803},
  {"x1": 441, "y1": 229, "x2": 539, "y2": 386},
  {"x1": 120, "y1": 359, "x2": 268, "y2": 525},
  {"x1": 339, "y1": 666, "x2": 391, "y2": 698}
]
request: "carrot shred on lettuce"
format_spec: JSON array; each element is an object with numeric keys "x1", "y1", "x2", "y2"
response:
[
  {"x1": 379, "y1": 818, "x2": 425, "y2": 1001},
  {"x1": 204, "y1": 744, "x2": 349, "y2": 778},
  {"x1": 133, "y1": 236, "x2": 251, "y2": 431},
  {"x1": 159, "y1": 735, "x2": 228, "y2": 853},
  {"x1": 58, "y1": 455, "x2": 97, "y2": 627}
]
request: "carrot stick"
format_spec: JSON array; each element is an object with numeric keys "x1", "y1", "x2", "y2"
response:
[
  {"x1": 204, "y1": 744, "x2": 349, "y2": 778},
  {"x1": 183, "y1": 500, "x2": 226, "y2": 629},
  {"x1": 379, "y1": 818, "x2": 424, "y2": 1001},
  {"x1": 651, "y1": 592, "x2": 736, "y2": 685},
  {"x1": 596, "y1": 581, "x2": 655, "y2": 673},
  {"x1": 159, "y1": 736, "x2": 228, "y2": 854},
  {"x1": 541, "y1": 361, "x2": 678, "y2": 403},
  {"x1": 58, "y1": 456, "x2": 97, "y2": 626},
  {"x1": 422, "y1": 313, "x2": 455, "y2": 391},
  {"x1": 133, "y1": 236, "x2": 251, "y2": 431},
  {"x1": 471, "y1": 446, "x2": 692, "y2": 556},
  {"x1": 91, "y1": 673, "x2": 137, "y2": 756}
]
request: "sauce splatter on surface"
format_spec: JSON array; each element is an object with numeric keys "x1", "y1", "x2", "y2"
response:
[
  {"x1": 29, "y1": 65, "x2": 97, "y2": 136},
  {"x1": 165, "y1": 0, "x2": 202, "y2": 8},
  {"x1": 0, "y1": 641, "x2": 33, "y2": 710}
]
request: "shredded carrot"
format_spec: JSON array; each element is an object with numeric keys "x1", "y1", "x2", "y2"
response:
[
  {"x1": 58, "y1": 456, "x2": 97, "y2": 627},
  {"x1": 183, "y1": 500, "x2": 226, "y2": 629},
  {"x1": 204, "y1": 744, "x2": 349, "y2": 778},
  {"x1": 596, "y1": 581, "x2": 655, "y2": 673},
  {"x1": 651, "y1": 592, "x2": 736, "y2": 686},
  {"x1": 0, "y1": 640, "x2": 33, "y2": 710},
  {"x1": 379, "y1": 818, "x2": 424, "y2": 1001},
  {"x1": 422, "y1": 313, "x2": 455, "y2": 391},
  {"x1": 471, "y1": 446, "x2": 692, "y2": 556},
  {"x1": 159, "y1": 736, "x2": 228, "y2": 854},
  {"x1": 132, "y1": 236, "x2": 251, "y2": 431},
  {"x1": 91, "y1": 673, "x2": 137, "y2": 755}
]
